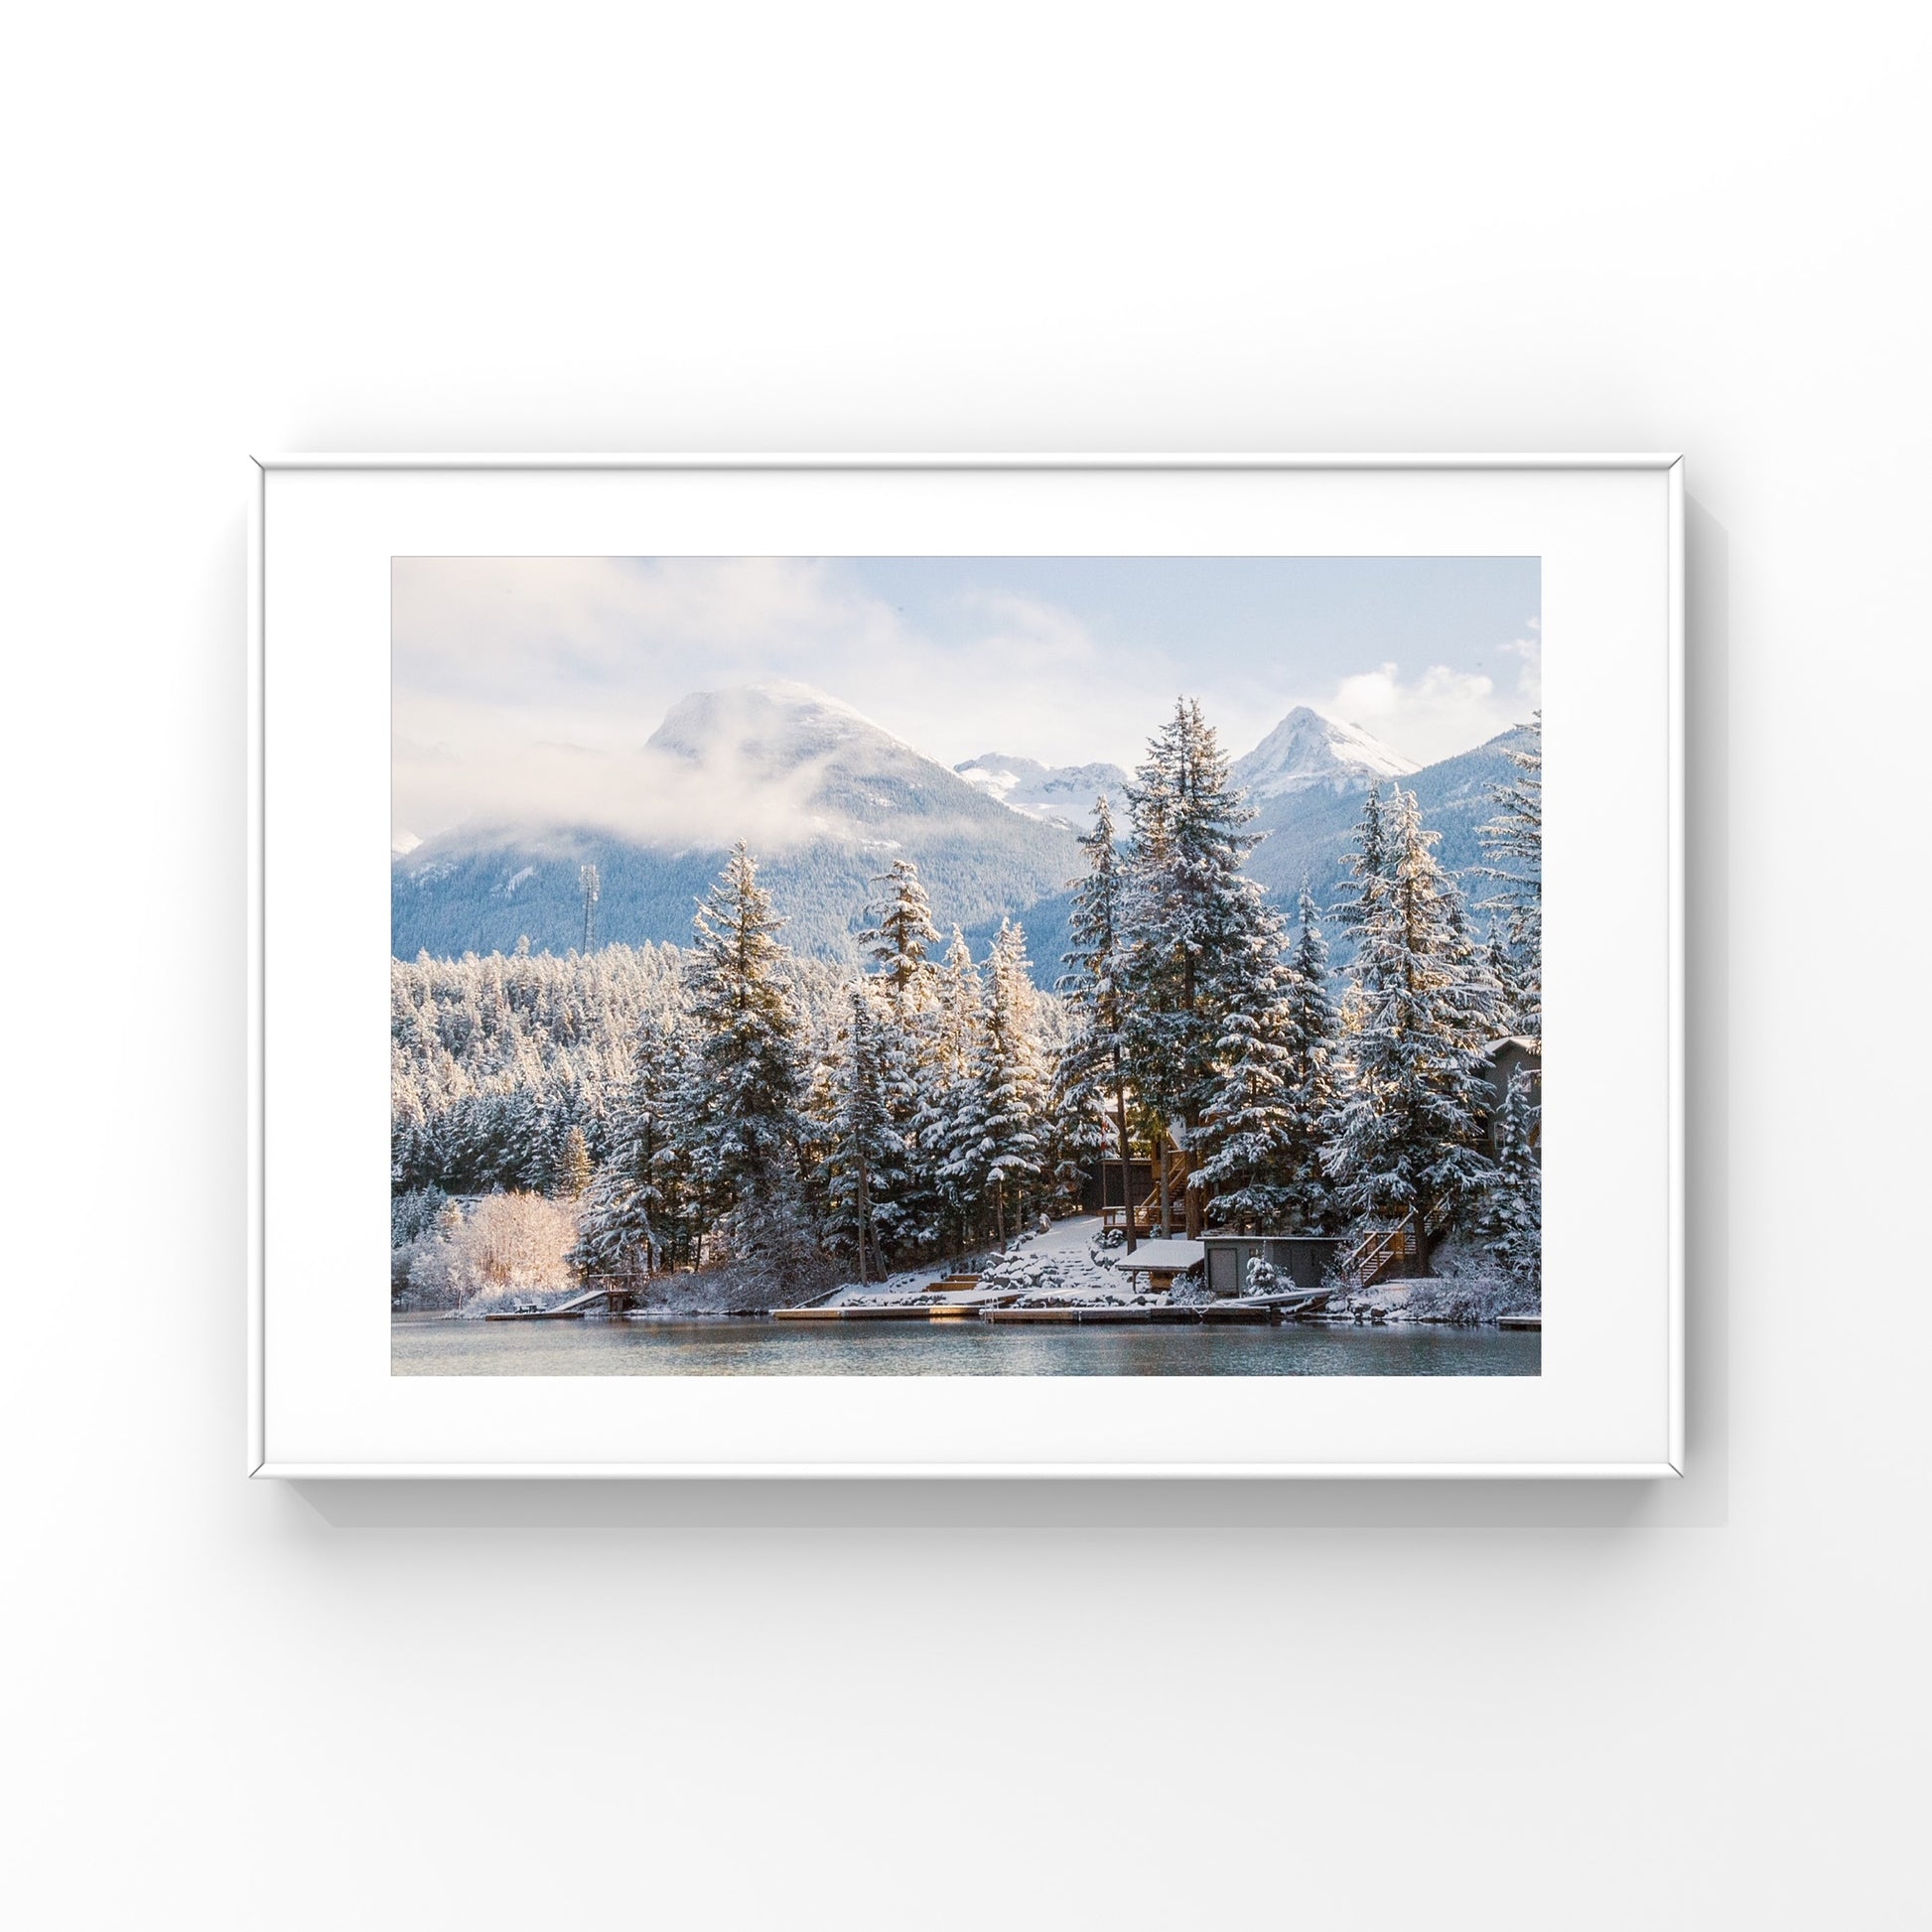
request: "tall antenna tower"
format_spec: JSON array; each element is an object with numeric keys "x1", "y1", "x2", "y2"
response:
[{"x1": 579, "y1": 864, "x2": 601, "y2": 953}]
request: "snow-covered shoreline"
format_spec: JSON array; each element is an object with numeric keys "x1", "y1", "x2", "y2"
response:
[
  {"x1": 416, "y1": 1213, "x2": 1538, "y2": 1327},
  {"x1": 788, "y1": 1215, "x2": 1537, "y2": 1326}
]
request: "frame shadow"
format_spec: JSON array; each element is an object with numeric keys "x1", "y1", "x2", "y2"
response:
[{"x1": 281, "y1": 499, "x2": 1729, "y2": 1533}]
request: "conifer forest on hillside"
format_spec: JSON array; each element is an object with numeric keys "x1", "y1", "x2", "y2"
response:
[{"x1": 391, "y1": 701, "x2": 1542, "y2": 1315}]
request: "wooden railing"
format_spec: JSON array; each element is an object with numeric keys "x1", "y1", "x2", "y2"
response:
[
  {"x1": 1102, "y1": 1191, "x2": 1164, "y2": 1236},
  {"x1": 1340, "y1": 1199, "x2": 1453, "y2": 1289},
  {"x1": 1101, "y1": 1142, "x2": 1190, "y2": 1237}
]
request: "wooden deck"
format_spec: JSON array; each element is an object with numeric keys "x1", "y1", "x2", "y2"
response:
[
  {"x1": 770, "y1": 1304, "x2": 933, "y2": 1321},
  {"x1": 483, "y1": 1286, "x2": 610, "y2": 1320},
  {"x1": 981, "y1": 1306, "x2": 1152, "y2": 1324}
]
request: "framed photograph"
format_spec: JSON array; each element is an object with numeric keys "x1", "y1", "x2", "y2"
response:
[{"x1": 249, "y1": 454, "x2": 1683, "y2": 1477}]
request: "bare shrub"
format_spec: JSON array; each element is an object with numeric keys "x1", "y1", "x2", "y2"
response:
[{"x1": 408, "y1": 1192, "x2": 582, "y2": 1313}]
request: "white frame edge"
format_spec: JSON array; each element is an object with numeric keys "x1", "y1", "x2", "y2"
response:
[
  {"x1": 256, "y1": 452, "x2": 1683, "y2": 473},
  {"x1": 1666, "y1": 458, "x2": 1687, "y2": 1477},
  {"x1": 255, "y1": 1462, "x2": 1686, "y2": 1480},
  {"x1": 247, "y1": 456, "x2": 267, "y2": 1479},
  {"x1": 246, "y1": 452, "x2": 1687, "y2": 1481}
]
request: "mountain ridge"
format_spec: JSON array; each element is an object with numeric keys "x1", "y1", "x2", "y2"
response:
[
  {"x1": 393, "y1": 680, "x2": 1083, "y2": 961},
  {"x1": 953, "y1": 752, "x2": 1133, "y2": 831},
  {"x1": 393, "y1": 684, "x2": 1522, "y2": 967}
]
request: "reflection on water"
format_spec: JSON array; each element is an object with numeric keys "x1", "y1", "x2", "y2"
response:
[{"x1": 391, "y1": 1315, "x2": 1540, "y2": 1378}]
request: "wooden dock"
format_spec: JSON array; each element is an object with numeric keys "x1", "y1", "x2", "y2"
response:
[
  {"x1": 1496, "y1": 1313, "x2": 1542, "y2": 1330},
  {"x1": 770, "y1": 1299, "x2": 1325, "y2": 1326},
  {"x1": 981, "y1": 1306, "x2": 1151, "y2": 1324},
  {"x1": 1200, "y1": 1301, "x2": 1277, "y2": 1323},
  {"x1": 771, "y1": 1304, "x2": 934, "y2": 1321}
]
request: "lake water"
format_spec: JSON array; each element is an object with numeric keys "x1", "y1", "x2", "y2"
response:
[{"x1": 391, "y1": 1314, "x2": 1540, "y2": 1377}]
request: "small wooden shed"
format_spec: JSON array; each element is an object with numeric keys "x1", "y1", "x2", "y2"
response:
[{"x1": 1200, "y1": 1233, "x2": 1342, "y2": 1298}]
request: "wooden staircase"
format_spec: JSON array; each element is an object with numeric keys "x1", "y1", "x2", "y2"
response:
[
  {"x1": 1340, "y1": 1199, "x2": 1453, "y2": 1290},
  {"x1": 1101, "y1": 1133, "x2": 1191, "y2": 1238}
]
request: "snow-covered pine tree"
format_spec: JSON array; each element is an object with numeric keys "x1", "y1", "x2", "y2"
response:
[
  {"x1": 1331, "y1": 781, "x2": 1392, "y2": 982},
  {"x1": 1052, "y1": 794, "x2": 1135, "y2": 1236},
  {"x1": 1324, "y1": 787, "x2": 1497, "y2": 1272},
  {"x1": 391, "y1": 1060, "x2": 428, "y2": 1191},
  {"x1": 859, "y1": 858, "x2": 941, "y2": 1018},
  {"x1": 858, "y1": 856, "x2": 941, "y2": 1250},
  {"x1": 1194, "y1": 904, "x2": 1298, "y2": 1232},
  {"x1": 1479, "y1": 712, "x2": 1542, "y2": 1047},
  {"x1": 821, "y1": 986, "x2": 911, "y2": 1282},
  {"x1": 1478, "y1": 1065, "x2": 1542, "y2": 1291},
  {"x1": 1484, "y1": 920, "x2": 1536, "y2": 1039},
  {"x1": 684, "y1": 843, "x2": 816, "y2": 1282},
  {"x1": 794, "y1": 1009, "x2": 841, "y2": 1237},
  {"x1": 1119, "y1": 698, "x2": 1265, "y2": 1238},
  {"x1": 923, "y1": 926, "x2": 988, "y2": 1253},
  {"x1": 654, "y1": 1019, "x2": 711, "y2": 1271},
  {"x1": 569, "y1": 1009, "x2": 682, "y2": 1281},
  {"x1": 1278, "y1": 890, "x2": 1342, "y2": 1226},
  {"x1": 1196, "y1": 889, "x2": 1341, "y2": 1232},
  {"x1": 966, "y1": 918, "x2": 1047, "y2": 1243},
  {"x1": 555, "y1": 1124, "x2": 593, "y2": 1198}
]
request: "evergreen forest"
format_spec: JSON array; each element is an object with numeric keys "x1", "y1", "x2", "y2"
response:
[{"x1": 391, "y1": 701, "x2": 1542, "y2": 1309}]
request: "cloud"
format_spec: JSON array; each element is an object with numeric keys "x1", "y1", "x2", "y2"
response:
[
  {"x1": 1326, "y1": 640, "x2": 1539, "y2": 765},
  {"x1": 392, "y1": 560, "x2": 1539, "y2": 842},
  {"x1": 393, "y1": 558, "x2": 1163, "y2": 839},
  {"x1": 393, "y1": 556, "x2": 901, "y2": 704},
  {"x1": 390, "y1": 720, "x2": 843, "y2": 855},
  {"x1": 1500, "y1": 628, "x2": 1542, "y2": 696}
]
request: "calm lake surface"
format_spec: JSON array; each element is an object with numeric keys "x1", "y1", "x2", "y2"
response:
[{"x1": 391, "y1": 1315, "x2": 1540, "y2": 1377}]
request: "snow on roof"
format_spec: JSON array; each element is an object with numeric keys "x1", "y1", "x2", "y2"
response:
[
  {"x1": 1200, "y1": 1230, "x2": 1339, "y2": 1243},
  {"x1": 1115, "y1": 1239, "x2": 1205, "y2": 1272},
  {"x1": 1482, "y1": 1035, "x2": 1540, "y2": 1058}
]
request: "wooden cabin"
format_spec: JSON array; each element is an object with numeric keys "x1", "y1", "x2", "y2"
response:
[
  {"x1": 1080, "y1": 1154, "x2": 1156, "y2": 1226},
  {"x1": 1079, "y1": 1116, "x2": 1193, "y2": 1239}
]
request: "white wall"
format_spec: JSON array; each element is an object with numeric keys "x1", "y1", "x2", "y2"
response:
[{"x1": 6, "y1": 5, "x2": 1926, "y2": 1927}]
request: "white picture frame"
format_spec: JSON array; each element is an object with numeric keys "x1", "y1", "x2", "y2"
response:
[{"x1": 250, "y1": 454, "x2": 1684, "y2": 1478}]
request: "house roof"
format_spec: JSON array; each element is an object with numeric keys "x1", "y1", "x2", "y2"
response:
[
  {"x1": 1201, "y1": 1231, "x2": 1339, "y2": 1244},
  {"x1": 1482, "y1": 1035, "x2": 1540, "y2": 1058},
  {"x1": 1115, "y1": 1239, "x2": 1205, "y2": 1273}
]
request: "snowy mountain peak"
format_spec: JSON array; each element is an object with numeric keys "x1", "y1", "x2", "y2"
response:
[
  {"x1": 391, "y1": 828, "x2": 423, "y2": 858},
  {"x1": 630, "y1": 683, "x2": 1079, "y2": 854},
  {"x1": 1232, "y1": 706, "x2": 1418, "y2": 800},
  {"x1": 954, "y1": 753, "x2": 1132, "y2": 833},
  {"x1": 737, "y1": 677, "x2": 875, "y2": 721},
  {"x1": 649, "y1": 680, "x2": 881, "y2": 757}
]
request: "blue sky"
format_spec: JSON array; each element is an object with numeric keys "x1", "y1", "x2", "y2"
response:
[{"x1": 392, "y1": 554, "x2": 1539, "y2": 843}]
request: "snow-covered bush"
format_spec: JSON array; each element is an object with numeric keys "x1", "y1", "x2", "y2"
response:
[
  {"x1": 1168, "y1": 1266, "x2": 1214, "y2": 1308},
  {"x1": 704, "y1": 1188, "x2": 834, "y2": 1309},
  {"x1": 1243, "y1": 1256, "x2": 1279, "y2": 1298},
  {"x1": 390, "y1": 1186, "x2": 450, "y2": 1300},
  {"x1": 1400, "y1": 1237, "x2": 1539, "y2": 1323},
  {"x1": 407, "y1": 1192, "x2": 581, "y2": 1313},
  {"x1": 392, "y1": 1186, "x2": 449, "y2": 1248}
]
